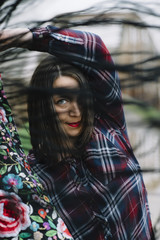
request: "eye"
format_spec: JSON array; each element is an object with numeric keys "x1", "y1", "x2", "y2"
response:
[
  {"x1": 53, "y1": 95, "x2": 70, "y2": 108},
  {"x1": 56, "y1": 98, "x2": 68, "y2": 105}
]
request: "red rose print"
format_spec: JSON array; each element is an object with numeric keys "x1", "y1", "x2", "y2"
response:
[
  {"x1": 0, "y1": 190, "x2": 31, "y2": 238},
  {"x1": 57, "y1": 218, "x2": 73, "y2": 239},
  {"x1": 0, "y1": 107, "x2": 8, "y2": 124}
]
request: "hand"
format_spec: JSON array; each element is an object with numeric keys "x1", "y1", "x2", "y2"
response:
[{"x1": 0, "y1": 28, "x2": 32, "y2": 51}]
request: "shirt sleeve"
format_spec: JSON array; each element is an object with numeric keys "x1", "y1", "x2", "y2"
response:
[{"x1": 29, "y1": 26, "x2": 125, "y2": 129}]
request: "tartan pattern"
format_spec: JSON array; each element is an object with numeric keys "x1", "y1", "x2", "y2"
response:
[{"x1": 29, "y1": 26, "x2": 154, "y2": 239}]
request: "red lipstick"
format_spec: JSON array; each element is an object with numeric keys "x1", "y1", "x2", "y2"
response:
[{"x1": 67, "y1": 122, "x2": 80, "y2": 128}]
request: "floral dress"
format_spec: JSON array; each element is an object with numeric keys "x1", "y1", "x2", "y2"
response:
[{"x1": 0, "y1": 75, "x2": 73, "y2": 240}]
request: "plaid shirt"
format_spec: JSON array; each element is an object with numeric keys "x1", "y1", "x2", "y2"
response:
[{"x1": 28, "y1": 26, "x2": 154, "y2": 239}]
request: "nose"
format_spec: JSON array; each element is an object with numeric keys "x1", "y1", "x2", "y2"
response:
[{"x1": 69, "y1": 101, "x2": 81, "y2": 117}]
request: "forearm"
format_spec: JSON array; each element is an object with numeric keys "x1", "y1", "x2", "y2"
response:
[{"x1": 0, "y1": 28, "x2": 32, "y2": 51}]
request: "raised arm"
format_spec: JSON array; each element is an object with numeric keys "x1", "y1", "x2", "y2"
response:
[
  {"x1": 0, "y1": 26, "x2": 125, "y2": 128},
  {"x1": 29, "y1": 26, "x2": 124, "y2": 128}
]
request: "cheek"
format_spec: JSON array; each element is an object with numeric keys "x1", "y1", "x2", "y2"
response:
[
  {"x1": 54, "y1": 105, "x2": 64, "y2": 119},
  {"x1": 55, "y1": 110, "x2": 67, "y2": 122}
]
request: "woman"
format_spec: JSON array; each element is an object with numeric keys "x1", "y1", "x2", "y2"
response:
[
  {"x1": 0, "y1": 26, "x2": 154, "y2": 239},
  {"x1": 28, "y1": 57, "x2": 94, "y2": 167}
]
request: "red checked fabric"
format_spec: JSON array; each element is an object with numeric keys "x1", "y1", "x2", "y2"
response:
[{"x1": 27, "y1": 26, "x2": 154, "y2": 240}]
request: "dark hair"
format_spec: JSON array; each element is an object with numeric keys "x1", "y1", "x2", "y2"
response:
[{"x1": 27, "y1": 56, "x2": 94, "y2": 166}]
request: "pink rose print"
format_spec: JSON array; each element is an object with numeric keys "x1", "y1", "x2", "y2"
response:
[
  {"x1": 57, "y1": 218, "x2": 73, "y2": 239},
  {"x1": 0, "y1": 107, "x2": 8, "y2": 124},
  {"x1": 0, "y1": 190, "x2": 31, "y2": 238}
]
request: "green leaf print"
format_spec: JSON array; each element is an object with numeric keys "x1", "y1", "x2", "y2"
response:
[
  {"x1": 19, "y1": 232, "x2": 32, "y2": 238},
  {"x1": 2, "y1": 103, "x2": 11, "y2": 112},
  {"x1": 45, "y1": 230, "x2": 57, "y2": 237},
  {"x1": 18, "y1": 164, "x2": 21, "y2": 171},
  {"x1": 0, "y1": 149, "x2": 7, "y2": 155},
  {"x1": 8, "y1": 116, "x2": 12, "y2": 122},
  {"x1": 48, "y1": 219, "x2": 57, "y2": 229},
  {"x1": 0, "y1": 165, "x2": 7, "y2": 175},
  {"x1": 30, "y1": 215, "x2": 43, "y2": 223},
  {"x1": 47, "y1": 215, "x2": 53, "y2": 222},
  {"x1": 15, "y1": 165, "x2": 19, "y2": 173}
]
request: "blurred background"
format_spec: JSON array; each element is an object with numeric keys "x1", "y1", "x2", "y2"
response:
[{"x1": 1, "y1": 0, "x2": 160, "y2": 238}]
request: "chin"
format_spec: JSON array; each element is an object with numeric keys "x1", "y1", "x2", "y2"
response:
[
  {"x1": 68, "y1": 131, "x2": 81, "y2": 138},
  {"x1": 66, "y1": 130, "x2": 82, "y2": 138}
]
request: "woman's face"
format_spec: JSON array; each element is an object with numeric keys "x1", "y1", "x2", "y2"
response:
[{"x1": 53, "y1": 75, "x2": 82, "y2": 139}]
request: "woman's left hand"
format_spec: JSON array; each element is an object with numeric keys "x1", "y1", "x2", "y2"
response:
[{"x1": 0, "y1": 28, "x2": 32, "y2": 51}]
